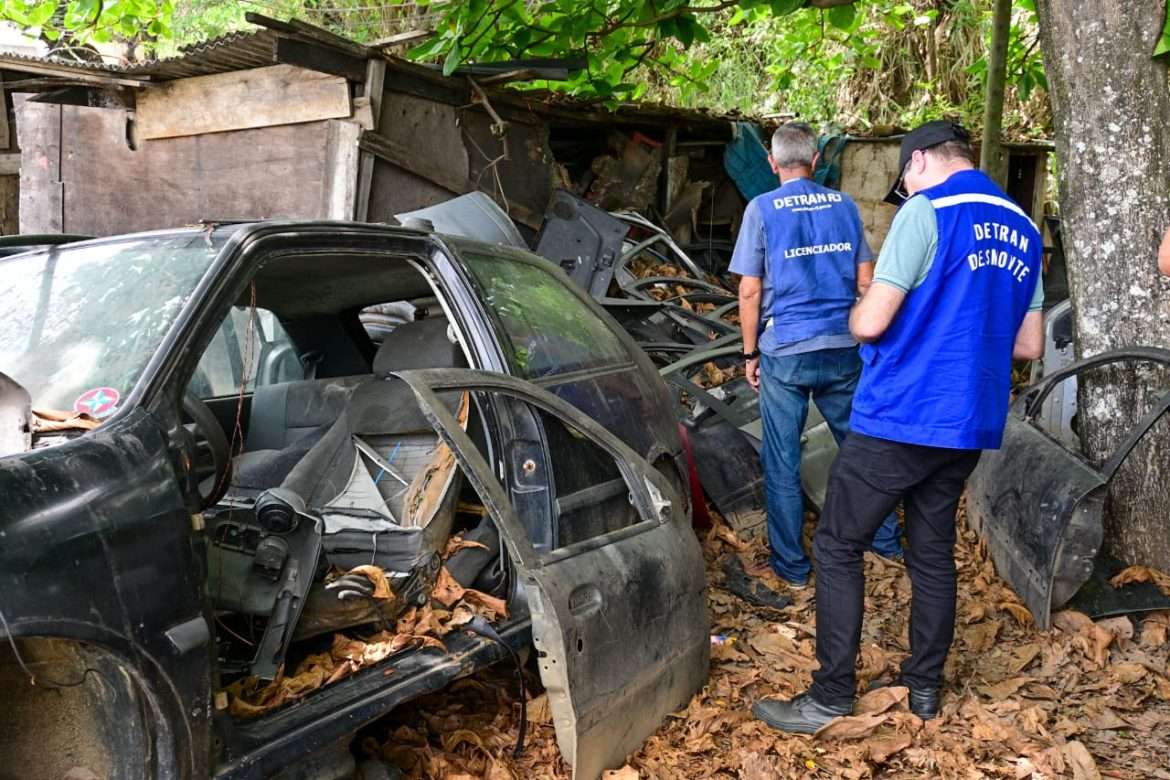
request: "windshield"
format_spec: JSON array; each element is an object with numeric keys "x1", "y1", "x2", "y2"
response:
[{"x1": 0, "y1": 232, "x2": 225, "y2": 416}]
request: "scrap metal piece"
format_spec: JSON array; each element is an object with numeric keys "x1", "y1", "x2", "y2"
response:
[
  {"x1": 968, "y1": 347, "x2": 1170, "y2": 629},
  {"x1": 535, "y1": 190, "x2": 630, "y2": 298},
  {"x1": 612, "y1": 210, "x2": 708, "y2": 280},
  {"x1": 0, "y1": 372, "x2": 32, "y2": 457},
  {"x1": 1064, "y1": 554, "x2": 1170, "y2": 620},
  {"x1": 396, "y1": 192, "x2": 526, "y2": 248}
]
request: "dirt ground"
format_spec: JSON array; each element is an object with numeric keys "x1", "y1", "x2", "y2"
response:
[{"x1": 360, "y1": 504, "x2": 1170, "y2": 780}]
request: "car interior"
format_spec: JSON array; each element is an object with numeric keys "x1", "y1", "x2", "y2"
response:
[{"x1": 184, "y1": 250, "x2": 508, "y2": 696}]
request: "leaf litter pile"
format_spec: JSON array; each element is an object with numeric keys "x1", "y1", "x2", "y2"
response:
[
  {"x1": 356, "y1": 500, "x2": 1170, "y2": 780},
  {"x1": 224, "y1": 535, "x2": 507, "y2": 720}
]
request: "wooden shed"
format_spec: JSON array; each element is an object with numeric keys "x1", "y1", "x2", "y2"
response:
[
  {"x1": 0, "y1": 17, "x2": 1051, "y2": 255},
  {"x1": 0, "y1": 17, "x2": 739, "y2": 241}
]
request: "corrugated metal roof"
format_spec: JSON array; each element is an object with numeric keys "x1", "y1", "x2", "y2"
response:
[
  {"x1": 0, "y1": 29, "x2": 284, "y2": 82},
  {"x1": 124, "y1": 30, "x2": 281, "y2": 79}
]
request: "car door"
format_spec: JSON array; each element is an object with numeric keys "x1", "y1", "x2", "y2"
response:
[{"x1": 391, "y1": 368, "x2": 709, "y2": 780}]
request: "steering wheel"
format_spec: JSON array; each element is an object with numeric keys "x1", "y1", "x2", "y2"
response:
[{"x1": 182, "y1": 393, "x2": 232, "y2": 510}]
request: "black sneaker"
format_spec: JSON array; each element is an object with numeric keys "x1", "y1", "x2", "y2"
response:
[
  {"x1": 752, "y1": 692, "x2": 852, "y2": 735},
  {"x1": 723, "y1": 556, "x2": 792, "y2": 610},
  {"x1": 867, "y1": 677, "x2": 941, "y2": 720}
]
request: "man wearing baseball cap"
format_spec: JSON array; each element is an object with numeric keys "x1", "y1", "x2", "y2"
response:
[{"x1": 753, "y1": 119, "x2": 1046, "y2": 733}]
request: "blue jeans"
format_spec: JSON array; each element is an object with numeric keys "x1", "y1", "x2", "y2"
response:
[{"x1": 759, "y1": 347, "x2": 902, "y2": 583}]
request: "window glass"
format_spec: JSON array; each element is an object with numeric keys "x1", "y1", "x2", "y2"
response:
[
  {"x1": 190, "y1": 306, "x2": 300, "y2": 398},
  {"x1": 538, "y1": 409, "x2": 641, "y2": 548},
  {"x1": 0, "y1": 232, "x2": 224, "y2": 414},
  {"x1": 460, "y1": 251, "x2": 629, "y2": 379}
]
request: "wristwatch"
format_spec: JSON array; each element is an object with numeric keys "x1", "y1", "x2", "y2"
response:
[{"x1": 743, "y1": 348, "x2": 761, "y2": 361}]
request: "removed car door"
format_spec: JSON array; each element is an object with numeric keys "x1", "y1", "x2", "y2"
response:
[{"x1": 391, "y1": 368, "x2": 709, "y2": 780}]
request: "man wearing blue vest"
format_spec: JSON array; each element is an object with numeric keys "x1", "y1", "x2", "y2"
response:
[
  {"x1": 731, "y1": 122, "x2": 903, "y2": 588},
  {"x1": 753, "y1": 120, "x2": 1045, "y2": 734}
]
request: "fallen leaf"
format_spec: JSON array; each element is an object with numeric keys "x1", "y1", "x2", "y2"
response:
[
  {"x1": 445, "y1": 534, "x2": 489, "y2": 558},
  {"x1": 602, "y1": 767, "x2": 640, "y2": 780},
  {"x1": 345, "y1": 564, "x2": 393, "y2": 599},
  {"x1": 1140, "y1": 618, "x2": 1168, "y2": 648},
  {"x1": 1087, "y1": 706, "x2": 1128, "y2": 730},
  {"x1": 1096, "y1": 615, "x2": 1134, "y2": 644},
  {"x1": 813, "y1": 712, "x2": 887, "y2": 740},
  {"x1": 965, "y1": 620, "x2": 1001, "y2": 652},
  {"x1": 999, "y1": 601, "x2": 1034, "y2": 627},
  {"x1": 1113, "y1": 662, "x2": 1147, "y2": 684},
  {"x1": 1053, "y1": 610, "x2": 1114, "y2": 666},
  {"x1": 1007, "y1": 643, "x2": 1043, "y2": 674},
  {"x1": 431, "y1": 566, "x2": 466, "y2": 608},
  {"x1": 748, "y1": 630, "x2": 797, "y2": 656},
  {"x1": 529, "y1": 693, "x2": 553, "y2": 725},
  {"x1": 982, "y1": 676, "x2": 1033, "y2": 701},
  {"x1": 854, "y1": 685, "x2": 908, "y2": 716},
  {"x1": 1110, "y1": 565, "x2": 1170, "y2": 596},
  {"x1": 461, "y1": 588, "x2": 509, "y2": 621},
  {"x1": 1063, "y1": 740, "x2": 1101, "y2": 780},
  {"x1": 1153, "y1": 674, "x2": 1170, "y2": 701},
  {"x1": 737, "y1": 752, "x2": 783, "y2": 780},
  {"x1": 864, "y1": 733, "x2": 913, "y2": 763}
]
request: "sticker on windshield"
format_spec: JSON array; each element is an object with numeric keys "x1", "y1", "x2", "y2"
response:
[{"x1": 74, "y1": 387, "x2": 120, "y2": 418}]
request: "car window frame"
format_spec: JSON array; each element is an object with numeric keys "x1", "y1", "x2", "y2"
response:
[{"x1": 445, "y1": 239, "x2": 639, "y2": 381}]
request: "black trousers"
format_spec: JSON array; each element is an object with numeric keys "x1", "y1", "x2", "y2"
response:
[{"x1": 808, "y1": 432, "x2": 981, "y2": 706}]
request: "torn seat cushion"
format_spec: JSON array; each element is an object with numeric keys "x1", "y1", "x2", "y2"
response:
[
  {"x1": 279, "y1": 378, "x2": 467, "y2": 573},
  {"x1": 229, "y1": 317, "x2": 466, "y2": 495}
]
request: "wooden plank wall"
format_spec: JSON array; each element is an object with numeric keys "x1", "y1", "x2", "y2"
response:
[
  {"x1": 0, "y1": 74, "x2": 19, "y2": 235},
  {"x1": 18, "y1": 100, "x2": 341, "y2": 236},
  {"x1": 364, "y1": 89, "x2": 553, "y2": 229},
  {"x1": 136, "y1": 64, "x2": 352, "y2": 140}
]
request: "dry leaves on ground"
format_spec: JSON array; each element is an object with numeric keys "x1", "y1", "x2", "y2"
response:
[
  {"x1": 223, "y1": 561, "x2": 508, "y2": 719},
  {"x1": 367, "y1": 500, "x2": 1170, "y2": 780}
]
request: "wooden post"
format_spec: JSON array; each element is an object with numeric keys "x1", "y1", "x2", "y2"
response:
[
  {"x1": 354, "y1": 57, "x2": 386, "y2": 222},
  {"x1": 980, "y1": 0, "x2": 1012, "y2": 186}
]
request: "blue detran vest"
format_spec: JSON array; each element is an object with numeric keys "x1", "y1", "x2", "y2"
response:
[
  {"x1": 755, "y1": 178, "x2": 864, "y2": 344},
  {"x1": 851, "y1": 170, "x2": 1042, "y2": 450}
]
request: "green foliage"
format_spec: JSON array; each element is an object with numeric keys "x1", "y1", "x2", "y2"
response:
[
  {"x1": 399, "y1": 0, "x2": 821, "y2": 102},
  {"x1": 1, "y1": 0, "x2": 174, "y2": 50},
  {"x1": 1155, "y1": 0, "x2": 1170, "y2": 57}
]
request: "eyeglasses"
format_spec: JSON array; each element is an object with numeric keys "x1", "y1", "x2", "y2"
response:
[{"x1": 894, "y1": 159, "x2": 913, "y2": 200}]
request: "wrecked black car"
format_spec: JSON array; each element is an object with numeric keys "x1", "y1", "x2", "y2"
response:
[{"x1": 0, "y1": 222, "x2": 709, "y2": 780}]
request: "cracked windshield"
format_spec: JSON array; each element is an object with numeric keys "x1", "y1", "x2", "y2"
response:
[{"x1": 0, "y1": 233, "x2": 225, "y2": 417}]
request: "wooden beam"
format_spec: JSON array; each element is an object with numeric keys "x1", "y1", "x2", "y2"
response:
[
  {"x1": 0, "y1": 72, "x2": 9, "y2": 151},
  {"x1": 136, "y1": 64, "x2": 352, "y2": 141},
  {"x1": 0, "y1": 57, "x2": 150, "y2": 88},
  {"x1": 245, "y1": 13, "x2": 369, "y2": 59},
  {"x1": 358, "y1": 129, "x2": 540, "y2": 228},
  {"x1": 370, "y1": 30, "x2": 432, "y2": 49},
  {"x1": 354, "y1": 57, "x2": 386, "y2": 222},
  {"x1": 275, "y1": 37, "x2": 367, "y2": 82},
  {"x1": 323, "y1": 119, "x2": 361, "y2": 220},
  {"x1": 0, "y1": 153, "x2": 19, "y2": 175}
]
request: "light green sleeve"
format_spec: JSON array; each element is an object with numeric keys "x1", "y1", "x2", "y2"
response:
[
  {"x1": 873, "y1": 195, "x2": 938, "y2": 292},
  {"x1": 1029, "y1": 272, "x2": 1045, "y2": 311}
]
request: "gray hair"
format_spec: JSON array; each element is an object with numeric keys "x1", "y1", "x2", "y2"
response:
[{"x1": 770, "y1": 122, "x2": 817, "y2": 168}]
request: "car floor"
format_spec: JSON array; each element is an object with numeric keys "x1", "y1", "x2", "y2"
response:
[{"x1": 355, "y1": 502, "x2": 1170, "y2": 780}]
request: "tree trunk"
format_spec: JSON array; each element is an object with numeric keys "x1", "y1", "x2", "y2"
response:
[{"x1": 1036, "y1": 0, "x2": 1170, "y2": 571}]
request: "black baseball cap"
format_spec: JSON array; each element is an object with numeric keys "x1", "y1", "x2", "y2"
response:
[{"x1": 884, "y1": 120, "x2": 973, "y2": 206}]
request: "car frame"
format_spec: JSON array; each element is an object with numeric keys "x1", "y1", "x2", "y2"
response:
[{"x1": 0, "y1": 221, "x2": 709, "y2": 780}]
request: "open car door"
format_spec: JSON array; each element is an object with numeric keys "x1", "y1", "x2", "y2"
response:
[{"x1": 391, "y1": 368, "x2": 710, "y2": 780}]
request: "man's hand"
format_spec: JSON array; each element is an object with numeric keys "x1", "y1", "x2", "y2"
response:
[
  {"x1": 850, "y1": 283, "x2": 906, "y2": 343},
  {"x1": 746, "y1": 357, "x2": 761, "y2": 392}
]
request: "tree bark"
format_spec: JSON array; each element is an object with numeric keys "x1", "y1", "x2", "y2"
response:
[
  {"x1": 1036, "y1": 0, "x2": 1170, "y2": 571},
  {"x1": 979, "y1": 0, "x2": 1012, "y2": 185}
]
